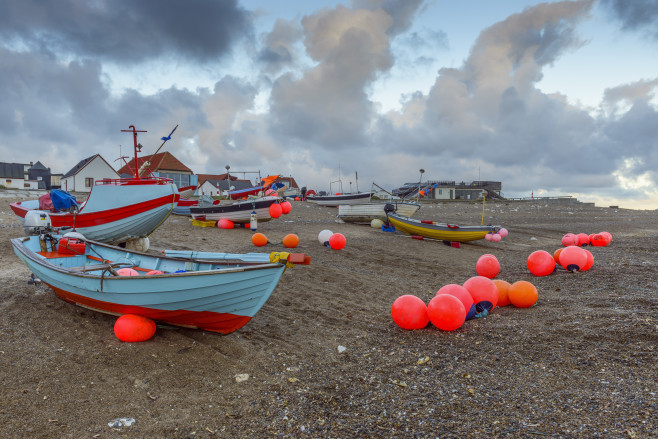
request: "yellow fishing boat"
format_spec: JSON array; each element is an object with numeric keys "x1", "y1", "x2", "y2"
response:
[{"x1": 386, "y1": 212, "x2": 499, "y2": 243}]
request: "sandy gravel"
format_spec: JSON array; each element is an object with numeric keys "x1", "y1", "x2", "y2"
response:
[{"x1": 0, "y1": 195, "x2": 656, "y2": 438}]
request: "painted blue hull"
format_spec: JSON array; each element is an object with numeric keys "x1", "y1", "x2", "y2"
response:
[{"x1": 11, "y1": 234, "x2": 297, "y2": 334}]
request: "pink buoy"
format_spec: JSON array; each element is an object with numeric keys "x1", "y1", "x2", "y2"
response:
[
  {"x1": 485, "y1": 233, "x2": 493, "y2": 242},
  {"x1": 145, "y1": 270, "x2": 164, "y2": 275},
  {"x1": 476, "y1": 254, "x2": 500, "y2": 279},
  {"x1": 498, "y1": 228, "x2": 508, "y2": 237},
  {"x1": 427, "y1": 294, "x2": 466, "y2": 331},
  {"x1": 116, "y1": 268, "x2": 139, "y2": 276},
  {"x1": 391, "y1": 295, "x2": 429, "y2": 330},
  {"x1": 492, "y1": 233, "x2": 502, "y2": 242},
  {"x1": 217, "y1": 218, "x2": 234, "y2": 229},
  {"x1": 561, "y1": 233, "x2": 578, "y2": 247}
]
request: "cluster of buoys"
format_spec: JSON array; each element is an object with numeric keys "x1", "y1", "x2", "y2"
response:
[
  {"x1": 391, "y1": 273, "x2": 539, "y2": 332},
  {"x1": 114, "y1": 314, "x2": 156, "y2": 342},
  {"x1": 484, "y1": 227, "x2": 509, "y2": 243},
  {"x1": 561, "y1": 231, "x2": 612, "y2": 247},
  {"x1": 526, "y1": 231, "x2": 612, "y2": 275},
  {"x1": 251, "y1": 233, "x2": 300, "y2": 248},
  {"x1": 318, "y1": 229, "x2": 347, "y2": 250}
]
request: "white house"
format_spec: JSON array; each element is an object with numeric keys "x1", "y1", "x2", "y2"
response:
[{"x1": 61, "y1": 154, "x2": 119, "y2": 193}]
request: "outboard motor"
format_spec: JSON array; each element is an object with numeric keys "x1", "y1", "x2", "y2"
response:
[
  {"x1": 24, "y1": 211, "x2": 54, "y2": 235},
  {"x1": 383, "y1": 203, "x2": 396, "y2": 214}
]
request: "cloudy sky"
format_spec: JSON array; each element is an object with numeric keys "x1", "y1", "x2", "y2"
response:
[{"x1": 2, "y1": 0, "x2": 657, "y2": 209}]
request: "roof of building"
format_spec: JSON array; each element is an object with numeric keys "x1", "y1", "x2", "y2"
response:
[
  {"x1": 203, "y1": 179, "x2": 254, "y2": 191},
  {"x1": 29, "y1": 161, "x2": 49, "y2": 171},
  {"x1": 0, "y1": 162, "x2": 26, "y2": 179},
  {"x1": 63, "y1": 154, "x2": 118, "y2": 178},
  {"x1": 116, "y1": 152, "x2": 192, "y2": 177},
  {"x1": 196, "y1": 173, "x2": 239, "y2": 186}
]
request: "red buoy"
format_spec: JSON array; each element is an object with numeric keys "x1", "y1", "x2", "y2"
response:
[
  {"x1": 427, "y1": 294, "x2": 466, "y2": 331},
  {"x1": 476, "y1": 254, "x2": 500, "y2": 279},
  {"x1": 391, "y1": 295, "x2": 429, "y2": 330},
  {"x1": 526, "y1": 250, "x2": 555, "y2": 276},
  {"x1": 114, "y1": 314, "x2": 156, "y2": 342},
  {"x1": 559, "y1": 246, "x2": 588, "y2": 272},
  {"x1": 463, "y1": 276, "x2": 498, "y2": 315}
]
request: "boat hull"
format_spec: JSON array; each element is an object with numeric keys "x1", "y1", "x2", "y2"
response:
[
  {"x1": 387, "y1": 213, "x2": 497, "y2": 242},
  {"x1": 10, "y1": 180, "x2": 178, "y2": 244},
  {"x1": 11, "y1": 235, "x2": 288, "y2": 334},
  {"x1": 307, "y1": 192, "x2": 372, "y2": 206},
  {"x1": 190, "y1": 196, "x2": 279, "y2": 223},
  {"x1": 338, "y1": 202, "x2": 420, "y2": 223}
]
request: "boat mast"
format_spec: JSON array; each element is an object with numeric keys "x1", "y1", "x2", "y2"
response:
[{"x1": 121, "y1": 125, "x2": 147, "y2": 180}]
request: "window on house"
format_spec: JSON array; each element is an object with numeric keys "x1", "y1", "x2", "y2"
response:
[
  {"x1": 24, "y1": 183, "x2": 30, "y2": 188},
  {"x1": 85, "y1": 177, "x2": 94, "y2": 187}
]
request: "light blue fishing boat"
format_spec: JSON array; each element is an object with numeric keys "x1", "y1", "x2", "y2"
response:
[{"x1": 12, "y1": 233, "x2": 310, "y2": 334}]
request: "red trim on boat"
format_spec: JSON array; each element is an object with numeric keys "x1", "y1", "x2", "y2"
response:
[
  {"x1": 49, "y1": 284, "x2": 252, "y2": 334},
  {"x1": 11, "y1": 194, "x2": 175, "y2": 227}
]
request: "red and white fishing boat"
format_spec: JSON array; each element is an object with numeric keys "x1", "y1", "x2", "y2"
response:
[{"x1": 10, "y1": 126, "x2": 179, "y2": 245}]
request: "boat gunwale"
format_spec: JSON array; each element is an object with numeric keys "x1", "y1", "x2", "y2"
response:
[{"x1": 11, "y1": 237, "x2": 284, "y2": 279}]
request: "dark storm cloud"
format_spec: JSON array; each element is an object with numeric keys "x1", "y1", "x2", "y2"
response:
[
  {"x1": 0, "y1": 0, "x2": 251, "y2": 63},
  {"x1": 0, "y1": 46, "x2": 208, "y2": 173},
  {"x1": 600, "y1": 0, "x2": 658, "y2": 38},
  {"x1": 257, "y1": 19, "x2": 303, "y2": 74}
]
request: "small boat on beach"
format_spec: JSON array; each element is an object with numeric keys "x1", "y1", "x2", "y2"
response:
[
  {"x1": 177, "y1": 185, "x2": 197, "y2": 199},
  {"x1": 10, "y1": 126, "x2": 179, "y2": 245},
  {"x1": 386, "y1": 212, "x2": 500, "y2": 243},
  {"x1": 189, "y1": 196, "x2": 280, "y2": 223},
  {"x1": 337, "y1": 201, "x2": 420, "y2": 223},
  {"x1": 173, "y1": 196, "x2": 220, "y2": 216},
  {"x1": 306, "y1": 192, "x2": 372, "y2": 206},
  {"x1": 12, "y1": 232, "x2": 310, "y2": 334}
]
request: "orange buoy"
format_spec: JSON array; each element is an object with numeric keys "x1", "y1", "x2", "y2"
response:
[
  {"x1": 391, "y1": 295, "x2": 429, "y2": 330},
  {"x1": 251, "y1": 232, "x2": 268, "y2": 247},
  {"x1": 116, "y1": 267, "x2": 139, "y2": 276},
  {"x1": 282, "y1": 233, "x2": 299, "y2": 248},
  {"x1": 492, "y1": 279, "x2": 512, "y2": 307},
  {"x1": 476, "y1": 254, "x2": 500, "y2": 279},
  {"x1": 508, "y1": 281, "x2": 538, "y2": 308},
  {"x1": 114, "y1": 314, "x2": 156, "y2": 342},
  {"x1": 427, "y1": 294, "x2": 466, "y2": 331},
  {"x1": 553, "y1": 248, "x2": 563, "y2": 264}
]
